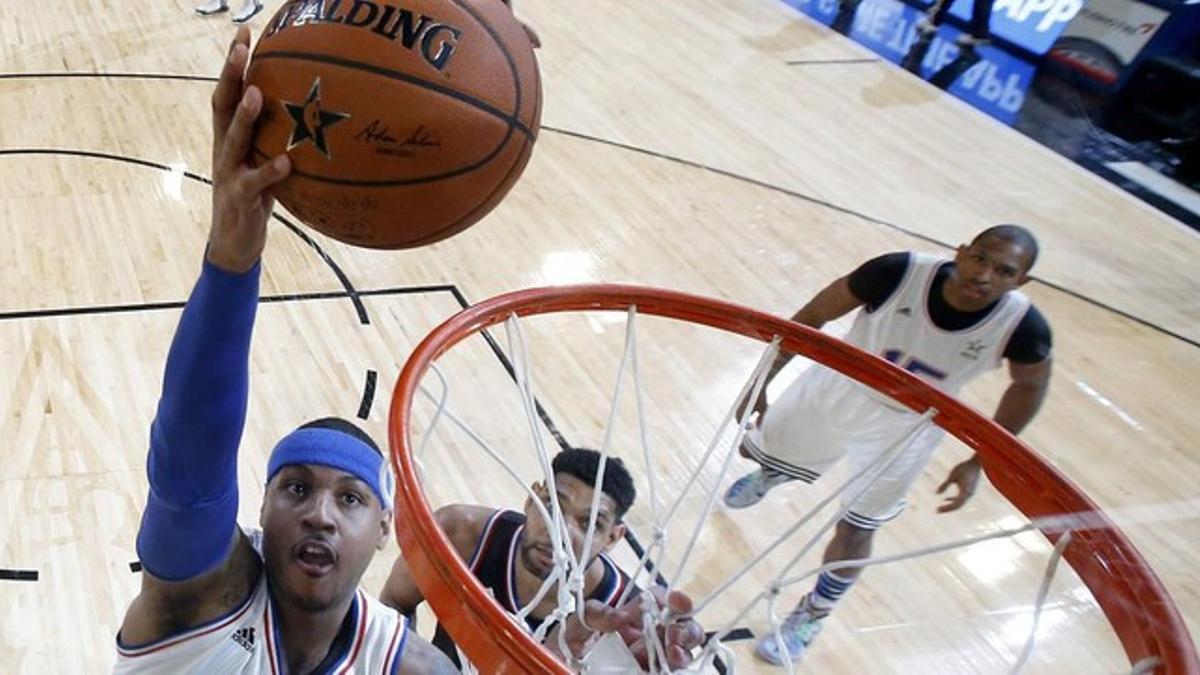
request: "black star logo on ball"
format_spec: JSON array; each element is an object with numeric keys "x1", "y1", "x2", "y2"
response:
[{"x1": 282, "y1": 78, "x2": 350, "y2": 159}]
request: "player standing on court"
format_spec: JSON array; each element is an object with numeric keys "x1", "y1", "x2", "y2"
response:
[
  {"x1": 724, "y1": 225, "x2": 1053, "y2": 666},
  {"x1": 195, "y1": 0, "x2": 264, "y2": 24}
]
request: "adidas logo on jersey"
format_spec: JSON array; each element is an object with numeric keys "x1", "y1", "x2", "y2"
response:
[
  {"x1": 231, "y1": 627, "x2": 255, "y2": 652},
  {"x1": 898, "y1": 307, "x2": 912, "y2": 317},
  {"x1": 960, "y1": 339, "x2": 986, "y2": 360}
]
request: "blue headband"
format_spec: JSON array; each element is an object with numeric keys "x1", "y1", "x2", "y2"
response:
[{"x1": 266, "y1": 428, "x2": 394, "y2": 510}]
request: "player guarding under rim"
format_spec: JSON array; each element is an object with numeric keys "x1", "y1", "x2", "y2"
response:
[
  {"x1": 381, "y1": 448, "x2": 704, "y2": 670},
  {"x1": 724, "y1": 225, "x2": 1053, "y2": 666}
]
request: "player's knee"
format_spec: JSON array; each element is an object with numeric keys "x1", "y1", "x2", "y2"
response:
[{"x1": 835, "y1": 519, "x2": 875, "y2": 545}]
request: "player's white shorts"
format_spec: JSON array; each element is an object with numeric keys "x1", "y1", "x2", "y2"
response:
[{"x1": 744, "y1": 365, "x2": 944, "y2": 529}]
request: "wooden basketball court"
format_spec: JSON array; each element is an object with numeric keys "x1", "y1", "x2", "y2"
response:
[{"x1": 0, "y1": 0, "x2": 1197, "y2": 673}]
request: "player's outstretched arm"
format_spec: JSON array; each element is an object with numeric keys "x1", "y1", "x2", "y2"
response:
[
  {"x1": 991, "y1": 355, "x2": 1053, "y2": 436},
  {"x1": 739, "y1": 275, "x2": 866, "y2": 420},
  {"x1": 119, "y1": 27, "x2": 292, "y2": 648},
  {"x1": 380, "y1": 504, "x2": 494, "y2": 620},
  {"x1": 937, "y1": 355, "x2": 1053, "y2": 512},
  {"x1": 380, "y1": 545, "x2": 425, "y2": 619}
]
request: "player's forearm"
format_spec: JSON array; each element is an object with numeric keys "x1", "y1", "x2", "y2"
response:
[
  {"x1": 136, "y1": 257, "x2": 260, "y2": 580},
  {"x1": 762, "y1": 350, "x2": 792, "y2": 384},
  {"x1": 764, "y1": 306, "x2": 824, "y2": 381},
  {"x1": 153, "y1": 257, "x2": 259, "y2": 460},
  {"x1": 790, "y1": 303, "x2": 829, "y2": 331},
  {"x1": 991, "y1": 379, "x2": 1048, "y2": 437}
]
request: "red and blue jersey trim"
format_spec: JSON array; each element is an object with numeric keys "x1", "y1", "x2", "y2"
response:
[
  {"x1": 332, "y1": 590, "x2": 369, "y2": 674},
  {"x1": 116, "y1": 581, "x2": 259, "y2": 658},
  {"x1": 382, "y1": 613, "x2": 410, "y2": 675}
]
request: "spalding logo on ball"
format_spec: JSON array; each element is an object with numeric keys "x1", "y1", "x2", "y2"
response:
[{"x1": 246, "y1": 0, "x2": 542, "y2": 249}]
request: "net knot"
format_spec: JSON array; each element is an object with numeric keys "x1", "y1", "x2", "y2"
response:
[{"x1": 566, "y1": 570, "x2": 586, "y2": 596}]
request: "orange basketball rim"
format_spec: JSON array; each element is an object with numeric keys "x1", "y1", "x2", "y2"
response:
[{"x1": 388, "y1": 284, "x2": 1199, "y2": 674}]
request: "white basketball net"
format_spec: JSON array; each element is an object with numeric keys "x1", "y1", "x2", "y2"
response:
[{"x1": 409, "y1": 304, "x2": 1153, "y2": 675}]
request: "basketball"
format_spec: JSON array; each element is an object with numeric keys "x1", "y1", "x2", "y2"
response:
[{"x1": 245, "y1": 0, "x2": 542, "y2": 249}]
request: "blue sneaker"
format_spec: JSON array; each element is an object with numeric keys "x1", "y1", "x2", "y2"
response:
[
  {"x1": 755, "y1": 601, "x2": 827, "y2": 665},
  {"x1": 723, "y1": 469, "x2": 791, "y2": 509}
]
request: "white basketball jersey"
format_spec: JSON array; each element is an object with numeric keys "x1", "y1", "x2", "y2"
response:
[
  {"x1": 115, "y1": 530, "x2": 409, "y2": 675},
  {"x1": 843, "y1": 252, "x2": 1030, "y2": 395}
]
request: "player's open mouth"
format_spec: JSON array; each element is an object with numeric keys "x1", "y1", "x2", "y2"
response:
[{"x1": 294, "y1": 540, "x2": 337, "y2": 576}]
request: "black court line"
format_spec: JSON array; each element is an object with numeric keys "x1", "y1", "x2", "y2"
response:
[
  {"x1": 0, "y1": 147, "x2": 212, "y2": 183},
  {"x1": 0, "y1": 569, "x2": 38, "y2": 581},
  {"x1": 357, "y1": 370, "x2": 378, "y2": 420},
  {"x1": 786, "y1": 58, "x2": 881, "y2": 65},
  {"x1": 0, "y1": 286, "x2": 454, "y2": 323},
  {"x1": 543, "y1": 126, "x2": 917, "y2": 234},
  {"x1": 703, "y1": 628, "x2": 756, "y2": 674},
  {"x1": 272, "y1": 211, "x2": 370, "y2": 325},
  {"x1": 1, "y1": 73, "x2": 1193, "y2": 349},
  {"x1": 0, "y1": 71, "x2": 218, "y2": 83},
  {"x1": 718, "y1": 627, "x2": 755, "y2": 642},
  {"x1": 542, "y1": 125, "x2": 1200, "y2": 350},
  {"x1": 0, "y1": 148, "x2": 370, "y2": 326}
]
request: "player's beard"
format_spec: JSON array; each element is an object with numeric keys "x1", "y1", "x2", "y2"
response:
[
  {"x1": 266, "y1": 554, "x2": 345, "y2": 613},
  {"x1": 519, "y1": 541, "x2": 556, "y2": 580}
]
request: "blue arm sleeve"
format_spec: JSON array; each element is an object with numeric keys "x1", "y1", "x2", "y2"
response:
[{"x1": 135, "y1": 258, "x2": 260, "y2": 581}]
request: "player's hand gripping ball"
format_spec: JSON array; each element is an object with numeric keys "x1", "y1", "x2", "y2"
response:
[{"x1": 246, "y1": 0, "x2": 542, "y2": 249}]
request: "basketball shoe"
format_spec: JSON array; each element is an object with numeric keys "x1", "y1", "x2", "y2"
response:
[
  {"x1": 755, "y1": 596, "x2": 829, "y2": 665},
  {"x1": 723, "y1": 468, "x2": 792, "y2": 509},
  {"x1": 195, "y1": 1, "x2": 263, "y2": 23},
  {"x1": 232, "y1": 1, "x2": 264, "y2": 23}
]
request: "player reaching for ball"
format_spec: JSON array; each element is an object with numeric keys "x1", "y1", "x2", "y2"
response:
[
  {"x1": 114, "y1": 27, "x2": 451, "y2": 674},
  {"x1": 115, "y1": 27, "x2": 692, "y2": 675}
]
